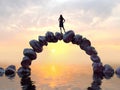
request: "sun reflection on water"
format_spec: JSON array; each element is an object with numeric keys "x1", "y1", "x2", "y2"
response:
[{"x1": 31, "y1": 63, "x2": 92, "y2": 88}]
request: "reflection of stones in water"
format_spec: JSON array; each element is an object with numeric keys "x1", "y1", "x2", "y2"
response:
[
  {"x1": 20, "y1": 30, "x2": 120, "y2": 81},
  {"x1": 88, "y1": 72, "x2": 103, "y2": 90},
  {"x1": 5, "y1": 72, "x2": 16, "y2": 79},
  {"x1": 0, "y1": 30, "x2": 120, "y2": 89},
  {"x1": 0, "y1": 67, "x2": 4, "y2": 77},
  {"x1": 17, "y1": 67, "x2": 36, "y2": 90},
  {"x1": 5, "y1": 65, "x2": 16, "y2": 79},
  {"x1": 88, "y1": 70, "x2": 115, "y2": 90},
  {"x1": 21, "y1": 76, "x2": 36, "y2": 90}
]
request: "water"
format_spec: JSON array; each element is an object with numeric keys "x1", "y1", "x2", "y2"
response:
[{"x1": 0, "y1": 64, "x2": 120, "y2": 90}]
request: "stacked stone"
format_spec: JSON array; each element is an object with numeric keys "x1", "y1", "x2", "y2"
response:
[
  {"x1": 103, "y1": 64, "x2": 114, "y2": 79},
  {"x1": 17, "y1": 30, "x2": 118, "y2": 77},
  {"x1": 62, "y1": 30, "x2": 104, "y2": 74},
  {"x1": 5, "y1": 65, "x2": 16, "y2": 78},
  {"x1": 18, "y1": 31, "x2": 63, "y2": 77},
  {"x1": 0, "y1": 30, "x2": 120, "y2": 78},
  {"x1": 115, "y1": 67, "x2": 120, "y2": 78},
  {"x1": 88, "y1": 72, "x2": 103, "y2": 90},
  {"x1": 0, "y1": 67, "x2": 4, "y2": 76},
  {"x1": 80, "y1": 38, "x2": 103, "y2": 73},
  {"x1": 62, "y1": 30, "x2": 115, "y2": 78}
]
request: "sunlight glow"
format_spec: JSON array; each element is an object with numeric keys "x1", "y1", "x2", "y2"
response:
[
  {"x1": 47, "y1": 41, "x2": 69, "y2": 57},
  {"x1": 31, "y1": 63, "x2": 92, "y2": 88},
  {"x1": 51, "y1": 49, "x2": 56, "y2": 53}
]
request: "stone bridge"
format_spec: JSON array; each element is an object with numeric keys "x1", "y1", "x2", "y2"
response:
[{"x1": 0, "y1": 30, "x2": 120, "y2": 78}]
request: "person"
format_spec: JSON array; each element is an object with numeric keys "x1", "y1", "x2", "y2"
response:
[{"x1": 58, "y1": 14, "x2": 66, "y2": 33}]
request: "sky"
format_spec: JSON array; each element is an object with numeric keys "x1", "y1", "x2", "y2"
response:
[{"x1": 0, "y1": 0, "x2": 120, "y2": 67}]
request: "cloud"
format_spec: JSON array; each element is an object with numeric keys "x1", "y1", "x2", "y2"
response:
[
  {"x1": 0, "y1": 0, "x2": 120, "y2": 41},
  {"x1": 0, "y1": 0, "x2": 119, "y2": 26},
  {"x1": 0, "y1": 0, "x2": 55, "y2": 40},
  {"x1": 54, "y1": 0, "x2": 120, "y2": 23},
  {"x1": 0, "y1": 0, "x2": 58, "y2": 29}
]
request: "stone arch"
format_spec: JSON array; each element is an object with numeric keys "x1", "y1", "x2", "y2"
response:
[{"x1": 18, "y1": 30, "x2": 115, "y2": 78}]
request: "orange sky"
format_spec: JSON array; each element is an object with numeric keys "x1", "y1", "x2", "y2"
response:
[{"x1": 0, "y1": 0, "x2": 120, "y2": 67}]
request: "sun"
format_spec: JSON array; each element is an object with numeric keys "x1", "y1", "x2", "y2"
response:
[
  {"x1": 47, "y1": 41, "x2": 69, "y2": 56},
  {"x1": 51, "y1": 49, "x2": 56, "y2": 53},
  {"x1": 44, "y1": 40, "x2": 79, "y2": 64},
  {"x1": 41, "y1": 41, "x2": 71, "y2": 63}
]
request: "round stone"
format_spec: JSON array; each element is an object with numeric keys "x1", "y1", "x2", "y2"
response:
[
  {"x1": 21, "y1": 56, "x2": 32, "y2": 68},
  {"x1": 5, "y1": 65, "x2": 16, "y2": 76},
  {"x1": 38, "y1": 36, "x2": 48, "y2": 46},
  {"x1": 29, "y1": 40, "x2": 43, "y2": 53},
  {"x1": 90, "y1": 55, "x2": 100, "y2": 63},
  {"x1": 103, "y1": 64, "x2": 114, "y2": 79},
  {"x1": 23, "y1": 48, "x2": 37, "y2": 60},
  {"x1": 17, "y1": 67, "x2": 31, "y2": 78},
  {"x1": 72, "y1": 34, "x2": 82, "y2": 45},
  {"x1": 63, "y1": 30, "x2": 75, "y2": 43},
  {"x1": 115, "y1": 67, "x2": 120, "y2": 77},
  {"x1": 80, "y1": 38, "x2": 91, "y2": 50}
]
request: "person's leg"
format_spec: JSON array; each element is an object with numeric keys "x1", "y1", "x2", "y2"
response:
[
  {"x1": 60, "y1": 27, "x2": 62, "y2": 34},
  {"x1": 63, "y1": 26, "x2": 66, "y2": 33}
]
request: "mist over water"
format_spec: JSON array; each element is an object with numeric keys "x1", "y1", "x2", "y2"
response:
[{"x1": 0, "y1": 63, "x2": 120, "y2": 90}]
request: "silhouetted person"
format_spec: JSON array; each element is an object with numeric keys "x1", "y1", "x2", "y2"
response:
[{"x1": 58, "y1": 14, "x2": 66, "y2": 33}]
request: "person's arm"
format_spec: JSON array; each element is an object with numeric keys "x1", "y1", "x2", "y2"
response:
[{"x1": 63, "y1": 18, "x2": 65, "y2": 23}]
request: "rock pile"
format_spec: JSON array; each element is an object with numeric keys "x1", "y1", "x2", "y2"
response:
[
  {"x1": 0, "y1": 30, "x2": 120, "y2": 78},
  {"x1": 19, "y1": 30, "x2": 117, "y2": 78}
]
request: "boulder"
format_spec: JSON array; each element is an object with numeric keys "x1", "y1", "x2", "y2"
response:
[
  {"x1": 92, "y1": 62, "x2": 103, "y2": 73},
  {"x1": 93, "y1": 72, "x2": 103, "y2": 81},
  {"x1": 85, "y1": 46, "x2": 97, "y2": 55},
  {"x1": 90, "y1": 55, "x2": 101, "y2": 63},
  {"x1": 103, "y1": 64, "x2": 114, "y2": 79},
  {"x1": 17, "y1": 67, "x2": 31, "y2": 78},
  {"x1": 79, "y1": 38, "x2": 91, "y2": 50},
  {"x1": 0, "y1": 67, "x2": 4, "y2": 76},
  {"x1": 55, "y1": 32, "x2": 63, "y2": 40},
  {"x1": 29, "y1": 40, "x2": 43, "y2": 53},
  {"x1": 38, "y1": 36, "x2": 48, "y2": 46},
  {"x1": 45, "y1": 31, "x2": 58, "y2": 42},
  {"x1": 63, "y1": 30, "x2": 75, "y2": 43},
  {"x1": 72, "y1": 34, "x2": 82, "y2": 45},
  {"x1": 21, "y1": 56, "x2": 32, "y2": 68},
  {"x1": 115, "y1": 67, "x2": 120, "y2": 78},
  {"x1": 23, "y1": 48, "x2": 37, "y2": 60},
  {"x1": 5, "y1": 65, "x2": 16, "y2": 75}
]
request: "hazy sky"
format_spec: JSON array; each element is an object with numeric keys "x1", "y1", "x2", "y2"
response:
[{"x1": 0, "y1": 0, "x2": 120, "y2": 66}]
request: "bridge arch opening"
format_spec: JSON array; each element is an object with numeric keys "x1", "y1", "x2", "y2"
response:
[
  {"x1": 34, "y1": 41, "x2": 91, "y2": 66},
  {"x1": 17, "y1": 30, "x2": 114, "y2": 78}
]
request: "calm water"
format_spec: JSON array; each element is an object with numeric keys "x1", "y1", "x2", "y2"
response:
[{"x1": 0, "y1": 64, "x2": 120, "y2": 90}]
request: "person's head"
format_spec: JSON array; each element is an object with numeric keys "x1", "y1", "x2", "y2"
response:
[{"x1": 60, "y1": 14, "x2": 63, "y2": 18}]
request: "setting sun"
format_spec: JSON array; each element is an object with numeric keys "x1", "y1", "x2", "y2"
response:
[
  {"x1": 51, "y1": 49, "x2": 56, "y2": 53},
  {"x1": 47, "y1": 41, "x2": 70, "y2": 56}
]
